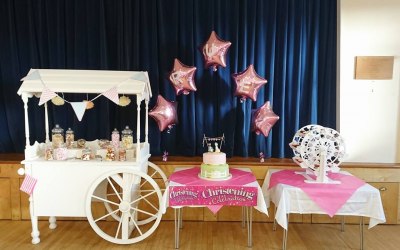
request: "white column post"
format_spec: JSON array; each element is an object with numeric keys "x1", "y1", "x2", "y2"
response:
[
  {"x1": 22, "y1": 93, "x2": 31, "y2": 148},
  {"x1": 136, "y1": 95, "x2": 141, "y2": 162},
  {"x1": 145, "y1": 99, "x2": 149, "y2": 144},
  {"x1": 44, "y1": 102, "x2": 50, "y2": 143}
]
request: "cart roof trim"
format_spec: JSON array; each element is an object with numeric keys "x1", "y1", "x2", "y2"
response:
[{"x1": 17, "y1": 69, "x2": 152, "y2": 100}]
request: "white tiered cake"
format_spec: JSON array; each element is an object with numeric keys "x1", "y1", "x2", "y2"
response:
[{"x1": 199, "y1": 135, "x2": 230, "y2": 180}]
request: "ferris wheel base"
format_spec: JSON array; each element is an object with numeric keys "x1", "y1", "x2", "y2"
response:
[{"x1": 295, "y1": 171, "x2": 341, "y2": 184}]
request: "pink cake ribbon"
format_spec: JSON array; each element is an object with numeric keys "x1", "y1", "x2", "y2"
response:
[
  {"x1": 169, "y1": 167, "x2": 257, "y2": 214},
  {"x1": 269, "y1": 170, "x2": 366, "y2": 217}
]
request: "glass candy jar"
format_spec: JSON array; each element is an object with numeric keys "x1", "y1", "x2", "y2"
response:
[
  {"x1": 52, "y1": 124, "x2": 64, "y2": 148},
  {"x1": 119, "y1": 148, "x2": 126, "y2": 161},
  {"x1": 65, "y1": 128, "x2": 75, "y2": 148},
  {"x1": 105, "y1": 146, "x2": 116, "y2": 161},
  {"x1": 111, "y1": 128, "x2": 120, "y2": 149},
  {"x1": 77, "y1": 139, "x2": 86, "y2": 149},
  {"x1": 54, "y1": 143, "x2": 67, "y2": 161},
  {"x1": 81, "y1": 148, "x2": 91, "y2": 161},
  {"x1": 121, "y1": 126, "x2": 133, "y2": 149},
  {"x1": 44, "y1": 143, "x2": 53, "y2": 160}
]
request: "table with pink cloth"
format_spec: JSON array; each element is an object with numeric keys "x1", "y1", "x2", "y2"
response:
[
  {"x1": 161, "y1": 167, "x2": 268, "y2": 248},
  {"x1": 262, "y1": 169, "x2": 386, "y2": 250}
]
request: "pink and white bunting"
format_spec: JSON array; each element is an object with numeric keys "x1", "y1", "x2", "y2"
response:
[
  {"x1": 102, "y1": 86, "x2": 119, "y2": 105},
  {"x1": 38, "y1": 87, "x2": 57, "y2": 106}
]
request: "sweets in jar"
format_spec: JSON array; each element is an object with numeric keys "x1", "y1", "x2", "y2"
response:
[
  {"x1": 51, "y1": 124, "x2": 64, "y2": 148},
  {"x1": 77, "y1": 139, "x2": 86, "y2": 149},
  {"x1": 98, "y1": 139, "x2": 110, "y2": 149},
  {"x1": 65, "y1": 128, "x2": 74, "y2": 148},
  {"x1": 54, "y1": 144, "x2": 67, "y2": 160},
  {"x1": 121, "y1": 126, "x2": 133, "y2": 149},
  {"x1": 81, "y1": 148, "x2": 91, "y2": 161},
  {"x1": 119, "y1": 148, "x2": 126, "y2": 161},
  {"x1": 111, "y1": 128, "x2": 120, "y2": 149},
  {"x1": 44, "y1": 143, "x2": 53, "y2": 160},
  {"x1": 105, "y1": 146, "x2": 116, "y2": 161}
]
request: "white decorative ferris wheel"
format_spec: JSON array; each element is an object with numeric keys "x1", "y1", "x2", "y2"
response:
[{"x1": 289, "y1": 125, "x2": 346, "y2": 184}]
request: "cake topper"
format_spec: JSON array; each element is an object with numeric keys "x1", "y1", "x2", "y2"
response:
[
  {"x1": 207, "y1": 143, "x2": 214, "y2": 152},
  {"x1": 214, "y1": 142, "x2": 220, "y2": 153},
  {"x1": 203, "y1": 134, "x2": 225, "y2": 152}
]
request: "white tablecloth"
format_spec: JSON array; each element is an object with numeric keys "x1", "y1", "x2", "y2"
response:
[
  {"x1": 161, "y1": 167, "x2": 268, "y2": 215},
  {"x1": 262, "y1": 169, "x2": 386, "y2": 230}
]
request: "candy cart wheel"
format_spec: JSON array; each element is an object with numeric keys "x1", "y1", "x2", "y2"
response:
[
  {"x1": 103, "y1": 162, "x2": 167, "y2": 223},
  {"x1": 86, "y1": 168, "x2": 163, "y2": 244}
]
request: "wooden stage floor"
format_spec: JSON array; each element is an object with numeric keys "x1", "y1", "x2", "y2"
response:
[{"x1": 0, "y1": 220, "x2": 399, "y2": 249}]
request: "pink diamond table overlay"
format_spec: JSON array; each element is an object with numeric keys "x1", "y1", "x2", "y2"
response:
[
  {"x1": 268, "y1": 169, "x2": 366, "y2": 217},
  {"x1": 168, "y1": 167, "x2": 258, "y2": 213}
]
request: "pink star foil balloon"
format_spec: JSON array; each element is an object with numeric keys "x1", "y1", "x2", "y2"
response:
[
  {"x1": 168, "y1": 58, "x2": 197, "y2": 95},
  {"x1": 149, "y1": 95, "x2": 178, "y2": 132},
  {"x1": 232, "y1": 64, "x2": 268, "y2": 102},
  {"x1": 251, "y1": 101, "x2": 279, "y2": 137},
  {"x1": 200, "y1": 31, "x2": 231, "y2": 71}
]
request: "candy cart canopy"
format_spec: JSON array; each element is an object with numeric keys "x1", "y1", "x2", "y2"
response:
[{"x1": 17, "y1": 69, "x2": 152, "y2": 101}]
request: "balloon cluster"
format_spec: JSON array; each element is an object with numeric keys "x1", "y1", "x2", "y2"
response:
[{"x1": 149, "y1": 30, "x2": 278, "y2": 138}]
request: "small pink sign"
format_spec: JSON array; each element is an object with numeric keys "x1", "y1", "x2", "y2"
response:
[{"x1": 169, "y1": 185, "x2": 257, "y2": 207}]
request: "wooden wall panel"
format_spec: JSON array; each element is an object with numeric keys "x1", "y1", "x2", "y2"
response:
[
  {"x1": 1, "y1": 155, "x2": 400, "y2": 225},
  {"x1": 0, "y1": 179, "x2": 11, "y2": 219}
]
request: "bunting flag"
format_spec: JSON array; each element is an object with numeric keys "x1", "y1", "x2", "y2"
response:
[
  {"x1": 130, "y1": 72, "x2": 148, "y2": 82},
  {"x1": 21, "y1": 70, "x2": 41, "y2": 81},
  {"x1": 20, "y1": 174, "x2": 38, "y2": 195},
  {"x1": 39, "y1": 87, "x2": 58, "y2": 106},
  {"x1": 70, "y1": 102, "x2": 87, "y2": 121},
  {"x1": 102, "y1": 86, "x2": 119, "y2": 105}
]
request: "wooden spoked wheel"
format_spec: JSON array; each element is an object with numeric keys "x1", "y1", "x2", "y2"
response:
[
  {"x1": 86, "y1": 168, "x2": 163, "y2": 244},
  {"x1": 103, "y1": 162, "x2": 167, "y2": 223}
]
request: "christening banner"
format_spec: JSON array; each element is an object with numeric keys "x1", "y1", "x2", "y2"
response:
[{"x1": 169, "y1": 185, "x2": 258, "y2": 207}]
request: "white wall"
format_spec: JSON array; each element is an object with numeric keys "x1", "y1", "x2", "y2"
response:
[{"x1": 340, "y1": 0, "x2": 400, "y2": 163}]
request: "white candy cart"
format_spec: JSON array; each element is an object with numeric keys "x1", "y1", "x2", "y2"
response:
[{"x1": 17, "y1": 69, "x2": 167, "y2": 244}]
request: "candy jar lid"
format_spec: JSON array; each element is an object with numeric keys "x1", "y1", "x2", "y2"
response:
[
  {"x1": 112, "y1": 128, "x2": 119, "y2": 134},
  {"x1": 66, "y1": 127, "x2": 74, "y2": 134},
  {"x1": 52, "y1": 124, "x2": 64, "y2": 134},
  {"x1": 122, "y1": 126, "x2": 133, "y2": 136}
]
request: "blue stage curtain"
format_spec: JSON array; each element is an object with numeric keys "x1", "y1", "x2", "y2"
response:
[{"x1": 0, "y1": 0, "x2": 337, "y2": 158}]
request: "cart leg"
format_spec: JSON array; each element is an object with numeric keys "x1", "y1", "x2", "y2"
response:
[
  {"x1": 360, "y1": 216, "x2": 364, "y2": 250},
  {"x1": 174, "y1": 208, "x2": 181, "y2": 249},
  {"x1": 241, "y1": 206, "x2": 246, "y2": 228},
  {"x1": 246, "y1": 206, "x2": 253, "y2": 247},
  {"x1": 341, "y1": 215, "x2": 345, "y2": 232},
  {"x1": 273, "y1": 206, "x2": 277, "y2": 231},
  {"x1": 29, "y1": 196, "x2": 40, "y2": 244},
  {"x1": 49, "y1": 216, "x2": 57, "y2": 229},
  {"x1": 283, "y1": 213, "x2": 289, "y2": 250},
  {"x1": 179, "y1": 208, "x2": 183, "y2": 229}
]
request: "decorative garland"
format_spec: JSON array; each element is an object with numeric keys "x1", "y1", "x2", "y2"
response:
[{"x1": 22, "y1": 70, "x2": 132, "y2": 121}]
